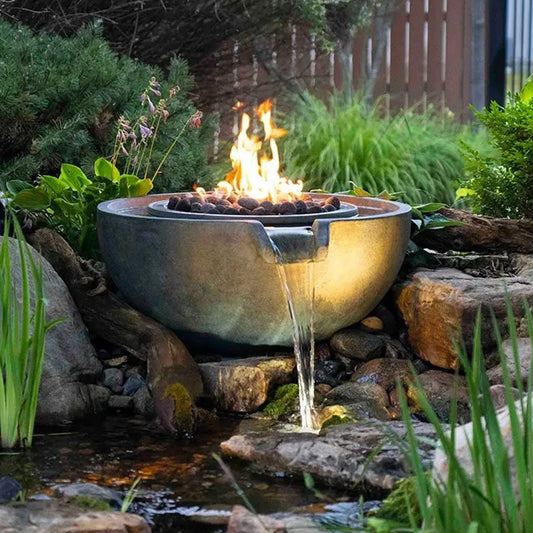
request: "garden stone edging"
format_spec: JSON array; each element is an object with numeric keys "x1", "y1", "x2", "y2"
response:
[
  {"x1": 395, "y1": 267, "x2": 533, "y2": 370},
  {"x1": 1, "y1": 236, "x2": 104, "y2": 425},
  {"x1": 221, "y1": 420, "x2": 437, "y2": 492}
]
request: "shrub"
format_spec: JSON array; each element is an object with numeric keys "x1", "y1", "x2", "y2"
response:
[
  {"x1": 0, "y1": 21, "x2": 214, "y2": 193},
  {"x1": 459, "y1": 80, "x2": 533, "y2": 219},
  {"x1": 280, "y1": 93, "x2": 472, "y2": 205}
]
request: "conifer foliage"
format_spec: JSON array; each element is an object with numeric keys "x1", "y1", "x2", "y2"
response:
[{"x1": 0, "y1": 21, "x2": 213, "y2": 193}]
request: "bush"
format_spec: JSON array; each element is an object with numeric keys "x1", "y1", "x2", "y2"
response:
[
  {"x1": 0, "y1": 21, "x2": 214, "y2": 193},
  {"x1": 460, "y1": 85, "x2": 533, "y2": 219},
  {"x1": 280, "y1": 93, "x2": 471, "y2": 205}
]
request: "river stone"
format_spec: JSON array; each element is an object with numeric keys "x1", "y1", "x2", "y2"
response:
[
  {"x1": 0, "y1": 237, "x2": 104, "y2": 425},
  {"x1": 221, "y1": 420, "x2": 437, "y2": 491},
  {"x1": 132, "y1": 385, "x2": 155, "y2": 417},
  {"x1": 351, "y1": 358, "x2": 415, "y2": 391},
  {"x1": 410, "y1": 370, "x2": 470, "y2": 423},
  {"x1": 330, "y1": 328, "x2": 385, "y2": 360},
  {"x1": 53, "y1": 483, "x2": 122, "y2": 507},
  {"x1": 108, "y1": 395, "x2": 133, "y2": 410},
  {"x1": 489, "y1": 384, "x2": 522, "y2": 410},
  {"x1": 433, "y1": 398, "x2": 528, "y2": 498},
  {"x1": 487, "y1": 338, "x2": 532, "y2": 386},
  {"x1": 395, "y1": 268, "x2": 533, "y2": 370},
  {"x1": 199, "y1": 356, "x2": 295, "y2": 412},
  {"x1": 0, "y1": 477, "x2": 22, "y2": 503},
  {"x1": 0, "y1": 500, "x2": 150, "y2": 532},
  {"x1": 123, "y1": 374, "x2": 144, "y2": 396},
  {"x1": 324, "y1": 382, "x2": 390, "y2": 420},
  {"x1": 360, "y1": 316, "x2": 384, "y2": 332},
  {"x1": 103, "y1": 368, "x2": 124, "y2": 394},
  {"x1": 227, "y1": 505, "x2": 320, "y2": 533}
]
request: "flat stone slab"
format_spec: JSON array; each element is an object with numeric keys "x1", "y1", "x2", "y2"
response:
[
  {"x1": 221, "y1": 420, "x2": 437, "y2": 492},
  {"x1": 0, "y1": 500, "x2": 150, "y2": 533},
  {"x1": 200, "y1": 356, "x2": 295, "y2": 412}
]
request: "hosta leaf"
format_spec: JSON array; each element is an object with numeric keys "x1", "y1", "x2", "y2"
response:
[
  {"x1": 413, "y1": 202, "x2": 445, "y2": 213},
  {"x1": 6, "y1": 180, "x2": 32, "y2": 196},
  {"x1": 59, "y1": 164, "x2": 91, "y2": 191},
  {"x1": 40, "y1": 175, "x2": 69, "y2": 195},
  {"x1": 128, "y1": 178, "x2": 153, "y2": 197},
  {"x1": 13, "y1": 188, "x2": 51, "y2": 210},
  {"x1": 94, "y1": 158, "x2": 120, "y2": 182}
]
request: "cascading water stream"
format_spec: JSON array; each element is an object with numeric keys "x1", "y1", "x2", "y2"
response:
[{"x1": 270, "y1": 228, "x2": 318, "y2": 431}]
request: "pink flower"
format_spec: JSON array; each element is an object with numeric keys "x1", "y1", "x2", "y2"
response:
[
  {"x1": 148, "y1": 98, "x2": 156, "y2": 114},
  {"x1": 121, "y1": 146, "x2": 129, "y2": 156},
  {"x1": 188, "y1": 111, "x2": 203, "y2": 129},
  {"x1": 140, "y1": 93, "x2": 147, "y2": 104},
  {"x1": 140, "y1": 124, "x2": 152, "y2": 137},
  {"x1": 150, "y1": 87, "x2": 161, "y2": 97}
]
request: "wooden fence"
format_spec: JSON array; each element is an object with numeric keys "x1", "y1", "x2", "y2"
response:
[{"x1": 196, "y1": 0, "x2": 474, "y2": 160}]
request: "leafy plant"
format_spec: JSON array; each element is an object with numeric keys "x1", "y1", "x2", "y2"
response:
[
  {"x1": 0, "y1": 211, "x2": 60, "y2": 448},
  {"x1": 0, "y1": 20, "x2": 213, "y2": 193},
  {"x1": 280, "y1": 93, "x2": 471, "y2": 205},
  {"x1": 459, "y1": 77, "x2": 533, "y2": 219},
  {"x1": 393, "y1": 300, "x2": 533, "y2": 532},
  {"x1": 8, "y1": 158, "x2": 152, "y2": 258}
]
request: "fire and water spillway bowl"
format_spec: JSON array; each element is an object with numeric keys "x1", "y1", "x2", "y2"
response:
[{"x1": 97, "y1": 193, "x2": 411, "y2": 347}]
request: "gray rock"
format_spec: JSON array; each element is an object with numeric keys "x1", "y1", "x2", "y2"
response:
[
  {"x1": 103, "y1": 368, "x2": 124, "y2": 394},
  {"x1": 1, "y1": 236, "x2": 103, "y2": 426},
  {"x1": 53, "y1": 483, "x2": 122, "y2": 507},
  {"x1": 199, "y1": 356, "x2": 295, "y2": 412},
  {"x1": 123, "y1": 375, "x2": 144, "y2": 396},
  {"x1": 0, "y1": 499, "x2": 150, "y2": 532},
  {"x1": 351, "y1": 358, "x2": 414, "y2": 391},
  {"x1": 0, "y1": 477, "x2": 22, "y2": 503},
  {"x1": 324, "y1": 382, "x2": 390, "y2": 420},
  {"x1": 87, "y1": 385, "x2": 111, "y2": 413},
  {"x1": 108, "y1": 395, "x2": 133, "y2": 410},
  {"x1": 330, "y1": 328, "x2": 385, "y2": 361},
  {"x1": 132, "y1": 385, "x2": 155, "y2": 417},
  {"x1": 227, "y1": 505, "x2": 320, "y2": 533},
  {"x1": 221, "y1": 420, "x2": 437, "y2": 491},
  {"x1": 489, "y1": 384, "x2": 522, "y2": 410},
  {"x1": 487, "y1": 338, "x2": 532, "y2": 386}
]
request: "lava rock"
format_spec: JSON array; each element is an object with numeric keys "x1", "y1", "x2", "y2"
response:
[
  {"x1": 167, "y1": 196, "x2": 178, "y2": 210},
  {"x1": 251, "y1": 207, "x2": 266, "y2": 215},
  {"x1": 176, "y1": 198, "x2": 191, "y2": 211},
  {"x1": 200, "y1": 203, "x2": 218, "y2": 214},
  {"x1": 103, "y1": 368, "x2": 124, "y2": 394},
  {"x1": 351, "y1": 358, "x2": 414, "y2": 391},
  {"x1": 239, "y1": 207, "x2": 251, "y2": 215},
  {"x1": 260, "y1": 200, "x2": 274, "y2": 211},
  {"x1": 238, "y1": 197, "x2": 260, "y2": 211},
  {"x1": 279, "y1": 202, "x2": 297, "y2": 215},
  {"x1": 123, "y1": 375, "x2": 144, "y2": 396},
  {"x1": 323, "y1": 204, "x2": 336, "y2": 212},
  {"x1": 330, "y1": 328, "x2": 385, "y2": 361},
  {"x1": 0, "y1": 477, "x2": 23, "y2": 503},
  {"x1": 215, "y1": 204, "x2": 226, "y2": 213},
  {"x1": 294, "y1": 200, "x2": 307, "y2": 214},
  {"x1": 307, "y1": 205, "x2": 322, "y2": 214},
  {"x1": 190, "y1": 202, "x2": 202, "y2": 212},
  {"x1": 325, "y1": 196, "x2": 341, "y2": 209},
  {"x1": 223, "y1": 207, "x2": 239, "y2": 215},
  {"x1": 206, "y1": 195, "x2": 218, "y2": 204}
]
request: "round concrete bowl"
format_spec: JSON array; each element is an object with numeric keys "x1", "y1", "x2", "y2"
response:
[{"x1": 97, "y1": 193, "x2": 411, "y2": 347}]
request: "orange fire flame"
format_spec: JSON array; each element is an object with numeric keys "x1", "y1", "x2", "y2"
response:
[{"x1": 215, "y1": 100, "x2": 303, "y2": 203}]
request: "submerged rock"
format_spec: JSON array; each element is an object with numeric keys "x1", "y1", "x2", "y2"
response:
[
  {"x1": 199, "y1": 356, "x2": 295, "y2": 412},
  {"x1": 324, "y1": 382, "x2": 391, "y2": 421},
  {"x1": 0, "y1": 477, "x2": 22, "y2": 504},
  {"x1": 221, "y1": 420, "x2": 437, "y2": 491},
  {"x1": 263, "y1": 384, "x2": 299, "y2": 418},
  {"x1": 0, "y1": 500, "x2": 150, "y2": 532},
  {"x1": 227, "y1": 505, "x2": 320, "y2": 533},
  {"x1": 53, "y1": 483, "x2": 122, "y2": 507}
]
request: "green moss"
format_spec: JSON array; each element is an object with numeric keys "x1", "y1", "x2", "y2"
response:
[
  {"x1": 164, "y1": 382, "x2": 195, "y2": 436},
  {"x1": 321, "y1": 414, "x2": 352, "y2": 428},
  {"x1": 70, "y1": 496, "x2": 112, "y2": 511},
  {"x1": 375, "y1": 475, "x2": 425, "y2": 526},
  {"x1": 263, "y1": 384, "x2": 299, "y2": 417}
]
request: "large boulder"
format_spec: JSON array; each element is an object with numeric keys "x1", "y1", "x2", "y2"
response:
[
  {"x1": 3, "y1": 236, "x2": 103, "y2": 425},
  {"x1": 395, "y1": 268, "x2": 533, "y2": 369}
]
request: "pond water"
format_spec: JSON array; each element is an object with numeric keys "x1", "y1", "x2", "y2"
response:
[{"x1": 0, "y1": 415, "x2": 365, "y2": 532}]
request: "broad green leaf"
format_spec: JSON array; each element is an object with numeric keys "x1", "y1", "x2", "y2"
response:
[
  {"x1": 94, "y1": 158, "x2": 120, "y2": 182},
  {"x1": 59, "y1": 164, "x2": 91, "y2": 191},
  {"x1": 6, "y1": 180, "x2": 32, "y2": 196},
  {"x1": 40, "y1": 175, "x2": 69, "y2": 195},
  {"x1": 351, "y1": 185, "x2": 372, "y2": 197},
  {"x1": 128, "y1": 178, "x2": 153, "y2": 197},
  {"x1": 414, "y1": 202, "x2": 445, "y2": 213},
  {"x1": 520, "y1": 74, "x2": 533, "y2": 103},
  {"x1": 13, "y1": 188, "x2": 50, "y2": 210},
  {"x1": 425, "y1": 219, "x2": 463, "y2": 229}
]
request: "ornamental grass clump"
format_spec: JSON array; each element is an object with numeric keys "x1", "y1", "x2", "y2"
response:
[
  {"x1": 390, "y1": 301, "x2": 533, "y2": 532},
  {"x1": 280, "y1": 93, "x2": 472, "y2": 205},
  {"x1": 0, "y1": 213, "x2": 60, "y2": 448}
]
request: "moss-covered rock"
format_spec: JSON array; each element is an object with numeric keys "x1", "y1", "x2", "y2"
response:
[
  {"x1": 263, "y1": 384, "x2": 299, "y2": 418},
  {"x1": 164, "y1": 382, "x2": 195, "y2": 436},
  {"x1": 375, "y1": 475, "x2": 425, "y2": 526},
  {"x1": 69, "y1": 496, "x2": 113, "y2": 512},
  {"x1": 318, "y1": 405, "x2": 355, "y2": 429}
]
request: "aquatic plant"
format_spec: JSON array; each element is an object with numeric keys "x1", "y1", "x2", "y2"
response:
[{"x1": 0, "y1": 211, "x2": 60, "y2": 448}]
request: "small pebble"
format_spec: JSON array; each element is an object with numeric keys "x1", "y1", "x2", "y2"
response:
[
  {"x1": 325, "y1": 196, "x2": 341, "y2": 209},
  {"x1": 260, "y1": 200, "x2": 274, "y2": 211},
  {"x1": 307, "y1": 205, "x2": 322, "y2": 214},
  {"x1": 279, "y1": 202, "x2": 297, "y2": 215},
  {"x1": 223, "y1": 207, "x2": 239, "y2": 215},
  {"x1": 190, "y1": 196, "x2": 203, "y2": 205},
  {"x1": 215, "y1": 204, "x2": 226, "y2": 213},
  {"x1": 252, "y1": 207, "x2": 266, "y2": 215},
  {"x1": 238, "y1": 197, "x2": 260, "y2": 210},
  {"x1": 176, "y1": 198, "x2": 191, "y2": 212},
  {"x1": 239, "y1": 207, "x2": 252, "y2": 215},
  {"x1": 200, "y1": 203, "x2": 218, "y2": 214},
  {"x1": 190, "y1": 203, "x2": 202, "y2": 213},
  {"x1": 361, "y1": 316, "x2": 384, "y2": 332},
  {"x1": 294, "y1": 199, "x2": 307, "y2": 214},
  {"x1": 167, "y1": 196, "x2": 178, "y2": 210}
]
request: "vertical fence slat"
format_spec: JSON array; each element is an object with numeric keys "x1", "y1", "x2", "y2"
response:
[
  {"x1": 462, "y1": 0, "x2": 473, "y2": 120},
  {"x1": 444, "y1": 0, "x2": 466, "y2": 119},
  {"x1": 389, "y1": 5, "x2": 409, "y2": 113},
  {"x1": 427, "y1": 0, "x2": 445, "y2": 112},
  {"x1": 408, "y1": 0, "x2": 426, "y2": 108}
]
